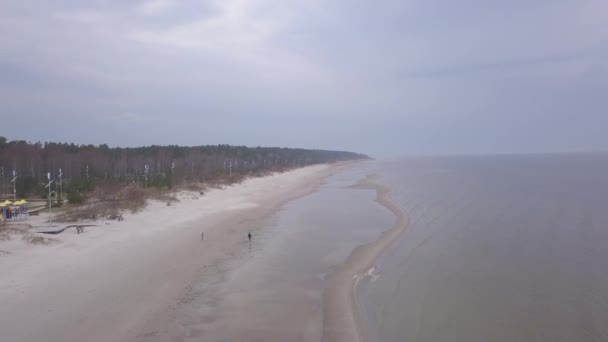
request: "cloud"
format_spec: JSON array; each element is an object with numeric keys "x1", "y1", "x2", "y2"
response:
[
  {"x1": 138, "y1": 0, "x2": 175, "y2": 15},
  {"x1": 399, "y1": 46, "x2": 605, "y2": 80},
  {"x1": 129, "y1": 0, "x2": 295, "y2": 59},
  {"x1": 53, "y1": 9, "x2": 108, "y2": 25},
  {"x1": 0, "y1": 0, "x2": 607, "y2": 155}
]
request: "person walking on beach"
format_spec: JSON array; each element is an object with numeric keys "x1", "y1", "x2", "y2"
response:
[{"x1": 248, "y1": 232, "x2": 252, "y2": 242}]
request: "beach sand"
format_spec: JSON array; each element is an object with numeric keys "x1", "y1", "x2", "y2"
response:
[
  {"x1": 0, "y1": 164, "x2": 339, "y2": 342},
  {"x1": 139, "y1": 165, "x2": 396, "y2": 342},
  {"x1": 322, "y1": 174, "x2": 408, "y2": 342}
]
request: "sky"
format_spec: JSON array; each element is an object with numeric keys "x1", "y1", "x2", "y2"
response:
[{"x1": 1, "y1": 0, "x2": 607, "y2": 156}]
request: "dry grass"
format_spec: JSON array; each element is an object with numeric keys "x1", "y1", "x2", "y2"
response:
[
  {"x1": 55, "y1": 184, "x2": 180, "y2": 222},
  {"x1": 53, "y1": 170, "x2": 276, "y2": 223},
  {"x1": 54, "y1": 204, "x2": 109, "y2": 222},
  {"x1": 0, "y1": 225, "x2": 29, "y2": 241},
  {"x1": 22, "y1": 234, "x2": 58, "y2": 245},
  {"x1": 148, "y1": 191, "x2": 179, "y2": 204},
  {"x1": 182, "y1": 182, "x2": 208, "y2": 192},
  {"x1": 0, "y1": 224, "x2": 57, "y2": 246}
]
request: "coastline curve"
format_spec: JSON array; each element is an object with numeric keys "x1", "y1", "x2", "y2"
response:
[{"x1": 322, "y1": 173, "x2": 408, "y2": 342}]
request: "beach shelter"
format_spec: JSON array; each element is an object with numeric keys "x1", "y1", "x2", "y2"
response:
[
  {"x1": 11, "y1": 200, "x2": 28, "y2": 220},
  {"x1": 9, "y1": 202, "x2": 17, "y2": 220},
  {"x1": 20, "y1": 200, "x2": 28, "y2": 213},
  {"x1": 13, "y1": 201, "x2": 22, "y2": 218},
  {"x1": 20, "y1": 200, "x2": 28, "y2": 219},
  {"x1": 0, "y1": 202, "x2": 6, "y2": 223},
  {"x1": 0, "y1": 201, "x2": 11, "y2": 220}
]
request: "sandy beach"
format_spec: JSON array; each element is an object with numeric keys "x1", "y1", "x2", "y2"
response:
[
  {"x1": 322, "y1": 174, "x2": 408, "y2": 342},
  {"x1": 0, "y1": 164, "x2": 340, "y2": 342}
]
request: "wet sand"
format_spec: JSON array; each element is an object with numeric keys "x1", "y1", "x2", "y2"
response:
[
  {"x1": 139, "y1": 164, "x2": 395, "y2": 342},
  {"x1": 322, "y1": 174, "x2": 408, "y2": 342}
]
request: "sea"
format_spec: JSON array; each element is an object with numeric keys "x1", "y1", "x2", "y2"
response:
[
  {"x1": 171, "y1": 155, "x2": 608, "y2": 342},
  {"x1": 360, "y1": 155, "x2": 608, "y2": 342}
]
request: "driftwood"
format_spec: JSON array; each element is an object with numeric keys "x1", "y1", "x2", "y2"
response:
[
  {"x1": 107, "y1": 213, "x2": 124, "y2": 221},
  {"x1": 71, "y1": 224, "x2": 97, "y2": 234},
  {"x1": 38, "y1": 224, "x2": 96, "y2": 235}
]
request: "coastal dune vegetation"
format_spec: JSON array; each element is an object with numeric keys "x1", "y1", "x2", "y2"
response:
[
  {"x1": 0, "y1": 137, "x2": 368, "y2": 195},
  {"x1": 0, "y1": 137, "x2": 368, "y2": 219}
]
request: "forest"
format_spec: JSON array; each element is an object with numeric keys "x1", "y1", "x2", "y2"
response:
[{"x1": 0, "y1": 137, "x2": 369, "y2": 201}]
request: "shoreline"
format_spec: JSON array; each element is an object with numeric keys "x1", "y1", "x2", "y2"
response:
[
  {"x1": 322, "y1": 173, "x2": 408, "y2": 342},
  {"x1": 0, "y1": 163, "x2": 348, "y2": 342},
  {"x1": 135, "y1": 162, "x2": 353, "y2": 342}
]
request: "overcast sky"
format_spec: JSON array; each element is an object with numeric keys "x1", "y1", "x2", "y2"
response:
[{"x1": 1, "y1": 0, "x2": 607, "y2": 156}]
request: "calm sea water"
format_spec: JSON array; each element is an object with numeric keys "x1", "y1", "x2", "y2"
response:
[
  {"x1": 360, "y1": 155, "x2": 608, "y2": 342},
  {"x1": 157, "y1": 156, "x2": 608, "y2": 341}
]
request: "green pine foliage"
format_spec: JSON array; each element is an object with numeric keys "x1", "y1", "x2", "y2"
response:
[{"x1": 0, "y1": 137, "x2": 369, "y2": 198}]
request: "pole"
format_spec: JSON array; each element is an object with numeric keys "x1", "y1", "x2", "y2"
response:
[
  {"x1": 11, "y1": 170, "x2": 16, "y2": 201},
  {"x1": 48, "y1": 182, "x2": 51, "y2": 222},
  {"x1": 46, "y1": 172, "x2": 53, "y2": 223},
  {"x1": 144, "y1": 164, "x2": 149, "y2": 189},
  {"x1": 171, "y1": 162, "x2": 175, "y2": 188},
  {"x1": 58, "y1": 168, "x2": 63, "y2": 205}
]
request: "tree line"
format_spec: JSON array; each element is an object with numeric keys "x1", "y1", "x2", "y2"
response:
[{"x1": 0, "y1": 137, "x2": 369, "y2": 201}]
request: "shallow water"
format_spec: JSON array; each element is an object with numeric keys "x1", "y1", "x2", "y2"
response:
[
  {"x1": 161, "y1": 163, "x2": 393, "y2": 341},
  {"x1": 360, "y1": 155, "x2": 608, "y2": 342}
]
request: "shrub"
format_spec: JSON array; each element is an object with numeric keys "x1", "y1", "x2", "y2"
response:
[{"x1": 68, "y1": 190, "x2": 83, "y2": 204}]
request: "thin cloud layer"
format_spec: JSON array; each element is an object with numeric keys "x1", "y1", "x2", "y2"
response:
[{"x1": 1, "y1": 0, "x2": 607, "y2": 155}]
